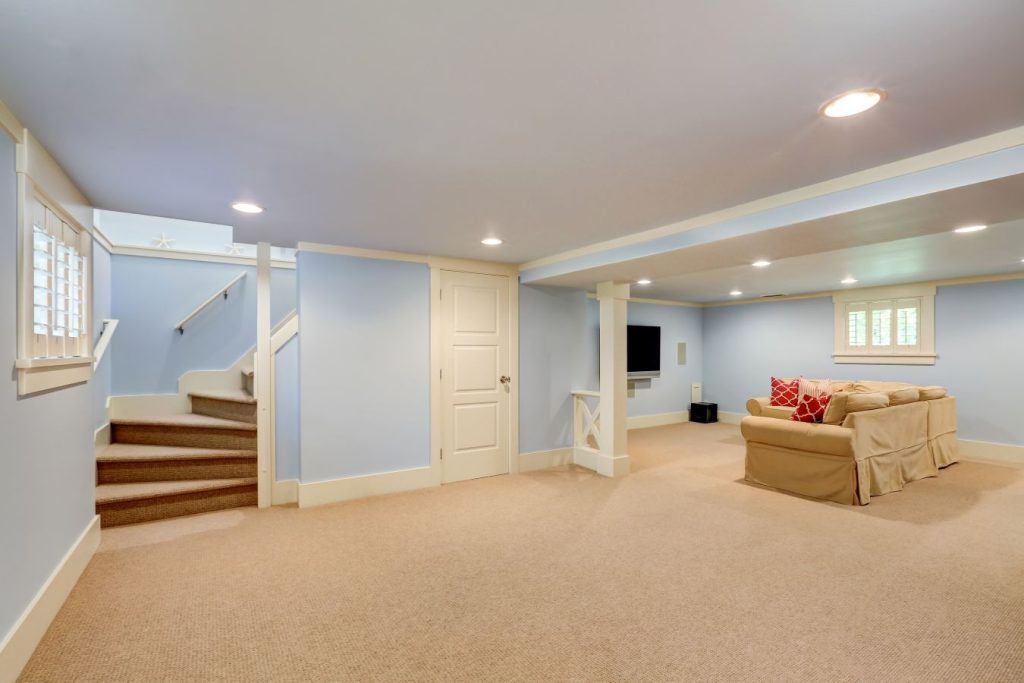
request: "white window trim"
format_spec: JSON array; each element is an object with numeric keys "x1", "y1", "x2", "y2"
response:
[
  {"x1": 832, "y1": 284, "x2": 936, "y2": 365},
  {"x1": 16, "y1": 173, "x2": 95, "y2": 394}
]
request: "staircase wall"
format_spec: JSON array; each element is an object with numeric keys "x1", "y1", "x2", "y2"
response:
[
  {"x1": 0, "y1": 128, "x2": 96, "y2": 650},
  {"x1": 275, "y1": 334, "x2": 301, "y2": 481},
  {"x1": 110, "y1": 255, "x2": 296, "y2": 395}
]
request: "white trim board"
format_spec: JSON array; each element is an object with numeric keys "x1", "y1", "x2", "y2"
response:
[
  {"x1": 0, "y1": 515, "x2": 100, "y2": 683},
  {"x1": 958, "y1": 439, "x2": 1024, "y2": 468},
  {"x1": 518, "y1": 448, "x2": 573, "y2": 473},
  {"x1": 627, "y1": 411, "x2": 689, "y2": 430},
  {"x1": 298, "y1": 466, "x2": 439, "y2": 508},
  {"x1": 717, "y1": 411, "x2": 745, "y2": 425},
  {"x1": 273, "y1": 479, "x2": 299, "y2": 505}
]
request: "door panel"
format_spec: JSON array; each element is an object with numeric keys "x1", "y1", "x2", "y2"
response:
[{"x1": 441, "y1": 271, "x2": 510, "y2": 483}]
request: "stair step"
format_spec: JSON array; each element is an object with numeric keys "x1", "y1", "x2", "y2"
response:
[
  {"x1": 97, "y1": 444, "x2": 256, "y2": 462},
  {"x1": 96, "y1": 478, "x2": 257, "y2": 527},
  {"x1": 112, "y1": 414, "x2": 256, "y2": 450},
  {"x1": 189, "y1": 390, "x2": 257, "y2": 423},
  {"x1": 97, "y1": 444, "x2": 257, "y2": 483},
  {"x1": 188, "y1": 389, "x2": 256, "y2": 404}
]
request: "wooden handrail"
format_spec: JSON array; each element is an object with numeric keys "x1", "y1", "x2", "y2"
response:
[
  {"x1": 92, "y1": 318, "x2": 119, "y2": 369},
  {"x1": 174, "y1": 272, "x2": 246, "y2": 334},
  {"x1": 571, "y1": 389, "x2": 600, "y2": 398}
]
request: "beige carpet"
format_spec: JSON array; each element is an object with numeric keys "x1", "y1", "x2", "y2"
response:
[{"x1": 20, "y1": 423, "x2": 1024, "y2": 682}]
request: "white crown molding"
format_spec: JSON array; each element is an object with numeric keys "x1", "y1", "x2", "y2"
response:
[
  {"x1": 0, "y1": 98, "x2": 24, "y2": 143},
  {"x1": 519, "y1": 125, "x2": 1024, "y2": 273},
  {"x1": 297, "y1": 240, "x2": 517, "y2": 276},
  {"x1": 105, "y1": 243, "x2": 296, "y2": 269}
]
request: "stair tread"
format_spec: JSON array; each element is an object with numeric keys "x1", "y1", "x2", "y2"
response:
[
  {"x1": 96, "y1": 478, "x2": 258, "y2": 504},
  {"x1": 189, "y1": 389, "x2": 256, "y2": 405},
  {"x1": 98, "y1": 444, "x2": 256, "y2": 462},
  {"x1": 112, "y1": 414, "x2": 257, "y2": 431}
]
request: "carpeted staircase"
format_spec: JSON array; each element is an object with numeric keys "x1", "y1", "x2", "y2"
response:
[{"x1": 96, "y1": 389, "x2": 258, "y2": 527}]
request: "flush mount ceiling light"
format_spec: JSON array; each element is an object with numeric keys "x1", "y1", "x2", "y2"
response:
[
  {"x1": 729, "y1": 290, "x2": 742, "y2": 296},
  {"x1": 953, "y1": 224, "x2": 987, "y2": 233},
  {"x1": 481, "y1": 237, "x2": 503, "y2": 246},
  {"x1": 820, "y1": 88, "x2": 886, "y2": 118},
  {"x1": 636, "y1": 279, "x2": 652, "y2": 285},
  {"x1": 232, "y1": 202, "x2": 263, "y2": 214},
  {"x1": 751, "y1": 260, "x2": 771, "y2": 268},
  {"x1": 841, "y1": 277, "x2": 858, "y2": 285}
]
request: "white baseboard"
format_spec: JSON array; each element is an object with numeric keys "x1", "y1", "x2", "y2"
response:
[
  {"x1": 627, "y1": 411, "x2": 689, "y2": 430},
  {"x1": 518, "y1": 448, "x2": 573, "y2": 472},
  {"x1": 718, "y1": 411, "x2": 745, "y2": 425},
  {"x1": 0, "y1": 515, "x2": 100, "y2": 683},
  {"x1": 298, "y1": 466, "x2": 439, "y2": 508},
  {"x1": 272, "y1": 479, "x2": 299, "y2": 505},
  {"x1": 958, "y1": 439, "x2": 1024, "y2": 468},
  {"x1": 572, "y1": 448, "x2": 630, "y2": 478}
]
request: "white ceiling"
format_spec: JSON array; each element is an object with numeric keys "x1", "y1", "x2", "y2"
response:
[
  {"x1": 1, "y1": 1, "x2": 1024, "y2": 262},
  {"x1": 632, "y1": 221, "x2": 1024, "y2": 303}
]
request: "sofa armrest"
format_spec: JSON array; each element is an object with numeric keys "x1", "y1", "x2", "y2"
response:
[
  {"x1": 842, "y1": 402, "x2": 928, "y2": 460},
  {"x1": 747, "y1": 397, "x2": 770, "y2": 416},
  {"x1": 740, "y1": 416, "x2": 854, "y2": 458}
]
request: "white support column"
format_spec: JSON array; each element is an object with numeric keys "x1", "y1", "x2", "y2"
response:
[
  {"x1": 596, "y1": 281, "x2": 630, "y2": 477},
  {"x1": 256, "y1": 242, "x2": 272, "y2": 508}
]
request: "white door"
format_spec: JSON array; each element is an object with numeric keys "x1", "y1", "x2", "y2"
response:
[{"x1": 441, "y1": 270, "x2": 511, "y2": 483}]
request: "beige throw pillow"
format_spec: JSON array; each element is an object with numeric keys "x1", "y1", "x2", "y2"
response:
[
  {"x1": 888, "y1": 388, "x2": 920, "y2": 406},
  {"x1": 845, "y1": 392, "x2": 889, "y2": 413},
  {"x1": 822, "y1": 391, "x2": 852, "y2": 425},
  {"x1": 918, "y1": 386, "x2": 948, "y2": 400}
]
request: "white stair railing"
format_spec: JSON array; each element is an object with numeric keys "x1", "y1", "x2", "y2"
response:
[
  {"x1": 572, "y1": 390, "x2": 603, "y2": 466},
  {"x1": 174, "y1": 272, "x2": 246, "y2": 334},
  {"x1": 92, "y1": 318, "x2": 119, "y2": 369}
]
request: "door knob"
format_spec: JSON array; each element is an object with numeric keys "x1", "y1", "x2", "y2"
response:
[{"x1": 499, "y1": 375, "x2": 511, "y2": 385}]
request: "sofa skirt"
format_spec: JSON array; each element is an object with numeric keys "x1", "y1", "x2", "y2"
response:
[{"x1": 745, "y1": 443, "x2": 862, "y2": 505}]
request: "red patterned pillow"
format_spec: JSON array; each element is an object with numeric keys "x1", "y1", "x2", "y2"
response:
[
  {"x1": 790, "y1": 379, "x2": 834, "y2": 423},
  {"x1": 770, "y1": 376, "x2": 800, "y2": 407}
]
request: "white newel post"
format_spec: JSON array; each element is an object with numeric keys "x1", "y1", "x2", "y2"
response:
[
  {"x1": 256, "y1": 242, "x2": 272, "y2": 508},
  {"x1": 597, "y1": 281, "x2": 630, "y2": 477}
]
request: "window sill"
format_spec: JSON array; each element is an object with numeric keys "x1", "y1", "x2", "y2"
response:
[
  {"x1": 833, "y1": 353, "x2": 936, "y2": 366},
  {"x1": 16, "y1": 357, "x2": 94, "y2": 395}
]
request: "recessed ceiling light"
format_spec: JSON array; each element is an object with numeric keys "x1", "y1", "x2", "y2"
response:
[
  {"x1": 841, "y1": 277, "x2": 858, "y2": 285},
  {"x1": 752, "y1": 260, "x2": 771, "y2": 268},
  {"x1": 232, "y1": 202, "x2": 263, "y2": 214},
  {"x1": 953, "y1": 224, "x2": 987, "y2": 234},
  {"x1": 729, "y1": 290, "x2": 742, "y2": 296},
  {"x1": 820, "y1": 88, "x2": 886, "y2": 118},
  {"x1": 636, "y1": 279, "x2": 652, "y2": 285},
  {"x1": 481, "y1": 237, "x2": 503, "y2": 246}
]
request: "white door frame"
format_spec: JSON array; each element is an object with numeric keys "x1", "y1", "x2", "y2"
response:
[{"x1": 430, "y1": 260, "x2": 519, "y2": 485}]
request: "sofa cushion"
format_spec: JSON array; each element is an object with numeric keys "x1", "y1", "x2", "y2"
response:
[
  {"x1": 919, "y1": 385, "x2": 948, "y2": 400},
  {"x1": 846, "y1": 392, "x2": 889, "y2": 413},
  {"x1": 770, "y1": 376, "x2": 800, "y2": 407},
  {"x1": 852, "y1": 381, "x2": 914, "y2": 394},
  {"x1": 822, "y1": 391, "x2": 852, "y2": 425},
  {"x1": 888, "y1": 387, "x2": 920, "y2": 406}
]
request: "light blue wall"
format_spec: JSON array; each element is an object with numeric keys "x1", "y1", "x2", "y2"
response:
[
  {"x1": 518, "y1": 288, "x2": 703, "y2": 453},
  {"x1": 702, "y1": 281, "x2": 1024, "y2": 445},
  {"x1": 625, "y1": 302, "x2": 703, "y2": 418},
  {"x1": 518, "y1": 286, "x2": 593, "y2": 453},
  {"x1": 0, "y1": 134, "x2": 95, "y2": 642},
  {"x1": 92, "y1": 241, "x2": 113, "y2": 429},
  {"x1": 298, "y1": 252, "x2": 430, "y2": 482},
  {"x1": 274, "y1": 335, "x2": 300, "y2": 481},
  {"x1": 110, "y1": 256, "x2": 296, "y2": 395}
]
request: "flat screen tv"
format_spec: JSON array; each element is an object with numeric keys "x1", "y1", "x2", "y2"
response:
[{"x1": 627, "y1": 325, "x2": 660, "y2": 377}]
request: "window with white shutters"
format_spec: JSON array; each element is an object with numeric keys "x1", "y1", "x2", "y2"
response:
[{"x1": 834, "y1": 285, "x2": 935, "y2": 365}]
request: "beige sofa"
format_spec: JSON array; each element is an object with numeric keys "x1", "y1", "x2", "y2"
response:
[{"x1": 741, "y1": 380, "x2": 958, "y2": 505}]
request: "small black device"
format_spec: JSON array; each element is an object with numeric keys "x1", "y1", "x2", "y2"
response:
[{"x1": 690, "y1": 402, "x2": 718, "y2": 424}]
